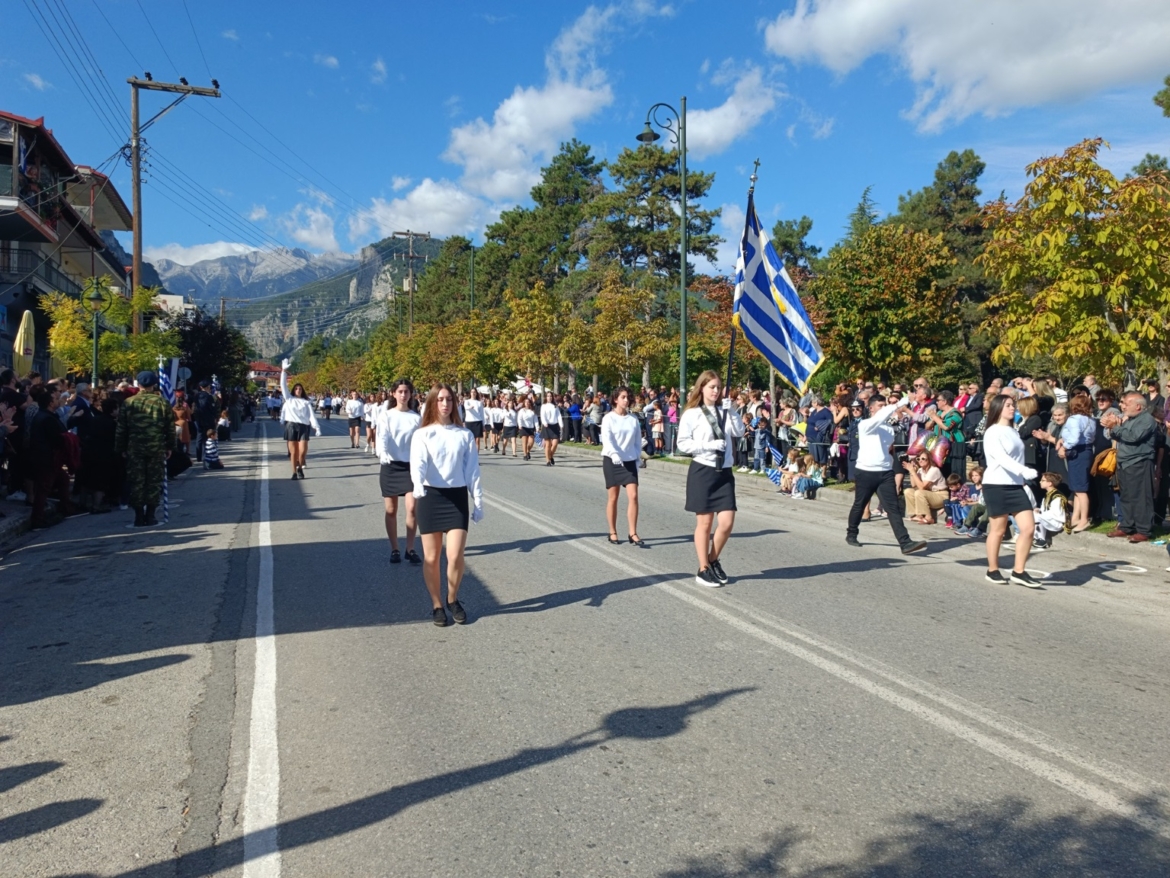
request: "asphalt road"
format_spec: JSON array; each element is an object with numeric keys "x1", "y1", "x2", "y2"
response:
[{"x1": 2, "y1": 420, "x2": 1169, "y2": 877}]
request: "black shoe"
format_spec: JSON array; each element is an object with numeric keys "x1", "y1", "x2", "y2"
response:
[
  {"x1": 900, "y1": 540, "x2": 928, "y2": 555},
  {"x1": 133, "y1": 506, "x2": 146, "y2": 527},
  {"x1": 1010, "y1": 569, "x2": 1043, "y2": 589},
  {"x1": 628, "y1": 534, "x2": 646, "y2": 547},
  {"x1": 291, "y1": 472, "x2": 299, "y2": 480},
  {"x1": 449, "y1": 600, "x2": 467, "y2": 624},
  {"x1": 390, "y1": 549, "x2": 401, "y2": 564},
  {"x1": 433, "y1": 607, "x2": 449, "y2": 627},
  {"x1": 546, "y1": 461, "x2": 553, "y2": 467},
  {"x1": 985, "y1": 569, "x2": 1008, "y2": 584},
  {"x1": 405, "y1": 549, "x2": 422, "y2": 565},
  {"x1": 709, "y1": 558, "x2": 729, "y2": 585},
  {"x1": 695, "y1": 566, "x2": 722, "y2": 587},
  {"x1": 144, "y1": 506, "x2": 159, "y2": 526},
  {"x1": 550, "y1": 458, "x2": 556, "y2": 466},
  {"x1": 846, "y1": 536, "x2": 862, "y2": 547},
  {"x1": 297, "y1": 466, "x2": 305, "y2": 478},
  {"x1": 608, "y1": 533, "x2": 621, "y2": 545}
]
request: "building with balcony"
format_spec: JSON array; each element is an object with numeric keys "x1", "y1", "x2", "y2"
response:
[
  {"x1": 247, "y1": 361, "x2": 282, "y2": 390},
  {"x1": 0, "y1": 111, "x2": 132, "y2": 373}
]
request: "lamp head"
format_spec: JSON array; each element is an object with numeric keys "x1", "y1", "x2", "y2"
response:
[
  {"x1": 636, "y1": 122, "x2": 659, "y2": 144},
  {"x1": 85, "y1": 287, "x2": 105, "y2": 313}
]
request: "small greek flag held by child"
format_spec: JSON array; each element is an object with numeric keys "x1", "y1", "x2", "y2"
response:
[{"x1": 764, "y1": 467, "x2": 782, "y2": 486}]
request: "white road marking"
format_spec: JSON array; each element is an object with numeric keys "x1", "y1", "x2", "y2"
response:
[
  {"x1": 1100, "y1": 563, "x2": 1148, "y2": 574},
  {"x1": 244, "y1": 426, "x2": 281, "y2": 877},
  {"x1": 483, "y1": 491, "x2": 1169, "y2": 836}
]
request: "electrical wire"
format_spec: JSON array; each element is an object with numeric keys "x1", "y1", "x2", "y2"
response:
[
  {"x1": 44, "y1": 0, "x2": 126, "y2": 128},
  {"x1": 89, "y1": 0, "x2": 145, "y2": 70},
  {"x1": 181, "y1": 0, "x2": 214, "y2": 81},
  {"x1": 134, "y1": 0, "x2": 181, "y2": 78}
]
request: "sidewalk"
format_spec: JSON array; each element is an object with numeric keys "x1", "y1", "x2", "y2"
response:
[{"x1": 553, "y1": 442, "x2": 1170, "y2": 574}]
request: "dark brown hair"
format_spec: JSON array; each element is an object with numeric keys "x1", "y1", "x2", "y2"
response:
[{"x1": 420, "y1": 383, "x2": 464, "y2": 429}]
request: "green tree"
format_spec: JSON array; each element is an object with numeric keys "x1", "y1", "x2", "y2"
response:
[
  {"x1": 844, "y1": 186, "x2": 879, "y2": 244},
  {"x1": 414, "y1": 236, "x2": 475, "y2": 325},
  {"x1": 589, "y1": 273, "x2": 672, "y2": 386},
  {"x1": 979, "y1": 138, "x2": 1170, "y2": 384},
  {"x1": 497, "y1": 282, "x2": 571, "y2": 382},
  {"x1": 893, "y1": 149, "x2": 994, "y2": 383},
  {"x1": 559, "y1": 315, "x2": 597, "y2": 390},
  {"x1": 770, "y1": 216, "x2": 822, "y2": 277},
  {"x1": 174, "y1": 311, "x2": 251, "y2": 388},
  {"x1": 1155, "y1": 74, "x2": 1170, "y2": 117},
  {"x1": 1130, "y1": 153, "x2": 1169, "y2": 178},
  {"x1": 807, "y1": 224, "x2": 956, "y2": 381}
]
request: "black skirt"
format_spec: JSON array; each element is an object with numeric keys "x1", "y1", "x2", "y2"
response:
[
  {"x1": 283, "y1": 422, "x2": 310, "y2": 442},
  {"x1": 519, "y1": 427, "x2": 535, "y2": 438},
  {"x1": 541, "y1": 424, "x2": 561, "y2": 441},
  {"x1": 502, "y1": 425, "x2": 518, "y2": 439},
  {"x1": 983, "y1": 483, "x2": 1035, "y2": 517},
  {"x1": 379, "y1": 461, "x2": 412, "y2": 498},
  {"x1": 417, "y1": 486, "x2": 470, "y2": 533},
  {"x1": 603, "y1": 457, "x2": 638, "y2": 488},
  {"x1": 685, "y1": 461, "x2": 737, "y2": 513},
  {"x1": 348, "y1": 417, "x2": 363, "y2": 428},
  {"x1": 466, "y1": 421, "x2": 483, "y2": 438}
]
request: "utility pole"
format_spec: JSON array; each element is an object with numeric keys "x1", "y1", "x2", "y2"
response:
[
  {"x1": 129, "y1": 75, "x2": 220, "y2": 331},
  {"x1": 391, "y1": 230, "x2": 431, "y2": 332},
  {"x1": 219, "y1": 296, "x2": 250, "y2": 323}
]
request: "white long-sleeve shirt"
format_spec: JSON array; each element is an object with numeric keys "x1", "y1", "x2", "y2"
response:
[
  {"x1": 601, "y1": 412, "x2": 642, "y2": 463},
  {"x1": 983, "y1": 424, "x2": 1037, "y2": 486},
  {"x1": 855, "y1": 403, "x2": 901, "y2": 472},
  {"x1": 345, "y1": 398, "x2": 364, "y2": 419},
  {"x1": 280, "y1": 370, "x2": 321, "y2": 432},
  {"x1": 463, "y1": 399, "x2": 484, "y2": 422},
  {"x1": 540, "y1": 403, "x2": 562, "y2": 428},
  {"x1": 517, "y1": 408, "x2": 537, "y2": 430},
  {"x1": 501, "y1": 407, "x2": 518, "y2": 427},
  {"x1": 676, "y1": 405, "x2": 745, "y2": 469},
  {"x1": 410, "y1": 424, "x2": 483, "y2": 512},
  {"x1": 377, "y1": 407, "x2": 420, "y2": 463}
]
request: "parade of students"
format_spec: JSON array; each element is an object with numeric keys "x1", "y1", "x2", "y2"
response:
[
  {"x1": 500, "y1": 398, "x2": 519, "y2": 457},
  {"x1": 279, "y1": 358, "x2": 322, "y2": 479},
  {"x1": 345, "y1": 390, "x2": 364, "y2": 449},
  {"x1": 540, "y1": 391, "x2": 562, "y2": 466},
  {"x1": 676, "y1": 370, "x2": 745, "y2": 587},
  {"x1": 600, "y1": 385, "x2": 645, "y2": 547},
  {"x1": 377, "y1": 379, "x2": 422, "y2": 565},
  {"x1": 517, "y1": 397, "x2": 537, "y2": 460},
  {"x1": 463, "y1": 389, "x2": 485, "y2": 450},
  {"x1": 410, "y1": 384, "x2": 484, "y2": 627}
]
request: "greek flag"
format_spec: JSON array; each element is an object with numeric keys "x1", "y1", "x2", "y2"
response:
[
  {"x1": 764, "y1": 467, "x2": 782, "y2": 486},
  {"x1": 733, "y1": 191, "x2": 824, "y2": 393},
  {"x1": 158, "y1": 358, "x2": 177, "y2": 524}
]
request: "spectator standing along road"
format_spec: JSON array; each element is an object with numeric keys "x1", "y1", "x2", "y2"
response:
[
  {"x1": 115, "y1": 371, "x2": 175, "y2": 528},
  {"x1": 1102, "y1": 393, "x2": 1157, "y2": 543}
]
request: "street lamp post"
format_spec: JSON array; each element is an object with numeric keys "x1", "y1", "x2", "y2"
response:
[
  {"x1": 85, "y1": 283, "x2": 111, "y2": 387},
  {"x1": 637, "y1": 97, "x2": 687, "y2": 395}
]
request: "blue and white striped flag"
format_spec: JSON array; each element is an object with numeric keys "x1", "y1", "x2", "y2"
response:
[
  {"x1": 764, "y1": 467, "x2": 782, "y2": 486},
  {"x1": 733, "y1": 191, "x2": 824, "y2": 393},
  {"x1": 158, "y1": 358, "x2": 177, "y2": 524}
]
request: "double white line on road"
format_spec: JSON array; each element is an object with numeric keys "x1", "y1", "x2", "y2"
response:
[{"x1": 483, "y1": 491, "x2": 1170, "y2": 837}]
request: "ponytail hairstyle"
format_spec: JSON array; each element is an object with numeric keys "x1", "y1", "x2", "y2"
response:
[
  {"x1": 684, "y1": 369, "x2": 722, "y2": 411},
  {"x1": 420, "y1": 383, "x2": 464, "y2": 429}
]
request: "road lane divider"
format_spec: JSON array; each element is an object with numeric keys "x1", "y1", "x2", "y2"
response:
[{"x1": 482, "y1": 491, "x2": 1169, "y2": 836}]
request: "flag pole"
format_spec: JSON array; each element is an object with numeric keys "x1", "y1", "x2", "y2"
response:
[{"x1": 725, "y1": 159, "x2": 759, "y2": 409}]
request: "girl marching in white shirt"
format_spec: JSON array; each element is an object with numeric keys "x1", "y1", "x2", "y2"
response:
[
  {"x1": 540, "y1": 391, "x2": 562, "y2": 466},
  {"x1": 345, "y1": 391, "x2": 364, "y2": 448},
  {"x1": 410, "y1": 384, "x2": 484, "y2": 627},
  {"x1": 517, "y1": 397, "x2": 537, "y2": 461},
  {"x1": 490, "y1": 396, "x2": 505, "y2": 453},
  {"x1": 676, "y1": 369, "x2": 745, "y2": 587},
  {"x1": 981, "y1": 393, "x2": 1042, "y2": 588},
  {"x1": 499, "y1": 398, "x2": 519, "y2": 457},
  {"x1": 601, "y1": 386, "x2": 646, "y2": 546},
  {"x1": 463, "y1": 389, "x2": 485, "y2": 451},
  {"x1": 364, "y1": 393, "x2": 378, "y2": 453},
  {"x1": 279, "y1": 359, "x2": 322, "y2": 479},
  {"x1": 377, "y1": 379, "x2": 422, "y2": 565}
]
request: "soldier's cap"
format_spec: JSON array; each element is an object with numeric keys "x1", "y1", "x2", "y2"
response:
[
  {"x1": 136, "y1": 370, "x2": 158, "y2": 388},
  {"x1": 199, "y1": 378, "x2": 211, "y2": 387}
]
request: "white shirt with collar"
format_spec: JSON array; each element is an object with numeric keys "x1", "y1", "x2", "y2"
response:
[{"x1": 676, "y1": 404, "x2": 745, "y2": 469}]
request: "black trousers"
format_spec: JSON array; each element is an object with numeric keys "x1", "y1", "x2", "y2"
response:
[
  {"x1": 847, "y1": 468, "x2": 912, "y2": 546},
  {"x1": 1117, "y1": 460, "x2": 1155, "y2": 536}
]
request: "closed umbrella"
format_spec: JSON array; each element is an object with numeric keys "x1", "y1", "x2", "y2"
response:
[{"x1": 13, "y1": 309, "x2": 34, "y2": 377}]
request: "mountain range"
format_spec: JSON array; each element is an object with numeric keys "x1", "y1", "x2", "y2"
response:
[{"x1": 152, "y1": 247, "x2": 359, "y2": 304}]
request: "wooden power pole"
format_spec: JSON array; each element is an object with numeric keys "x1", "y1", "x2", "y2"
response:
[
  {"x1": 392, "y1": 230, "x2": 431, "y2": 332},
  {"x1": 129, "y1": 76, "x2": 220, "y2": 331}
]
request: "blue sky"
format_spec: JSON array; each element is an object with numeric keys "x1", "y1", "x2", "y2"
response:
[{"x1": 8, "y1": 0, "x2": 1169, "y2": 273}]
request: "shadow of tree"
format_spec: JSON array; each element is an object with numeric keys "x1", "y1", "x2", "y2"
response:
[{"x1": 0, "y1": 797, "x2": 103, "y2": 844}]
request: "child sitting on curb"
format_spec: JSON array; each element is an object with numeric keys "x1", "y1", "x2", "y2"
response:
[
  {"x1": 944, "y1": 473, "x2": 970, "y2": 529},
  {"x1": 1033, "y1": 471, "x2": 1072, "y2": 550},
  {"x1": 958, "y1": 466, "x2": 987, "y2": 537},
  {"x1": 793, "y1": 454, "x2": 823, "y2": 499},
  {"x1": 203, "y1": 428, "x2": 224, "y2": 470}
]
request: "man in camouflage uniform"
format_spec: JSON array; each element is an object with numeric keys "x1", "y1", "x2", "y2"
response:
[{"x1": 116, "y1": 370, "x2": 175, "y2": 527}]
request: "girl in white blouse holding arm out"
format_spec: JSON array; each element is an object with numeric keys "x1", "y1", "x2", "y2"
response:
[
  {"x1": 410, "y1": 383, "x2": 484, "y2": 626},
  {"x1": 676, "y1": 369, "x2": 744, "y2": 587},
  {"x1": 279, "y1": 358, "x2": 321, "y2": 479},
  {"x1": 600, "y1": 386, "x2": 646, "y2": 547}
]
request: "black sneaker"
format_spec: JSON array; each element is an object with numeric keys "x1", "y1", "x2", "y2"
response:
[
  {"x1": 846, "y1": 536, "x2": 862, "y2": 547},
  {"x1": 449, "y1": 599, "x2": 467, "y2": 624},
  {"x1": 390, "y1": 549, "x2": 401, "y2": 564},
  {"x1": 405, "y1": 549, "x2": 422, "y2": 565},
  {"x1": 900, "y1": 540, "x2": 928, "y2": 555},
  {"x1": 1031, "y1": 540, "x2": 1047, "y2": 552},
  {"x1": 695, "y1": 566, "x2": 722, "y2": 587},
  {"x1": 709, "y1": 558, "x2": 729, "y2": 584},
  {"x1": 985, "y1": 569, "x2": 1008, "y2": 584},
  {"x1": 433, "y1": 607, "x2": 449, "y2": 627},
  {"x1": 1010, "y1": 570, "x2": 1043, "y2": 589},
  {"x1": 297, "y1": 466, "x2": 305, "y2": 478}
]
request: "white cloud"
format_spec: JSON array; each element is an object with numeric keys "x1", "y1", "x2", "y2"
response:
[
  {"x1": 222, "y1": 29, "x2": 239, "y2": 41},
  {"x1": 709, "y1": 203, "x2": 745, "y2": 274},
  {"x1": 22, "y1": 73, "x2": 50, "y2": 91},
  {"x1": 370, "y1": 57, "x2": 387, "y2": 84},
  {"x1": 687, "y1": 66, "x2": 782, "y2": 158},
  {"x1": 313, "y1": 53, "x2": 340, "y2": 69},
  {"x1": 248, "y1": 205, "x2": 269, "y2": 221},
  {"x1": 284, "y1": 205, "x2": 340, "y2": 252},
  {"x1": 764, "y1": 0, "x2": 1170, "y2": 132},
  {"x1": 444, "y1": 95, "x2": 462, "y2": 118},
  {"x1": 349, "y1": 179, "x2": 487, "y2": 241},
  {"x1": 144, "y1": 242, "x2": 256, "y2": 265},
  {"x1": 391, "y1": 176, "x2": 412, "y2": 191}
]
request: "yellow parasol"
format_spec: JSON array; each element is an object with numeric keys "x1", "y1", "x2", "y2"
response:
[{"x1": 13, "y1": 309, "x2": 34, "y2": 377}]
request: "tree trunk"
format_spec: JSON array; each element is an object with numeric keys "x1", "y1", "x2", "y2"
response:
[
  {"x1": 568, "y1": 365, "x2": 577, "y2": 393},
  {"x1": 592, "y1": 372, "x2": 600, "y2": 394},
  {"x1": 642, "y1": 358, "x2": 651, "y2": 392}
]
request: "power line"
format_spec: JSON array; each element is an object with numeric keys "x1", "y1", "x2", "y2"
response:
[
  {"x1": 89, "y1": 0, "x2": 145, "y2": 69},
  {"x1": 134, "y1": 0, "x2": 181, "y2": 77},
  {"x1": 181, "y1": 0, "x2": 214, "y2": 80},
  {"x1": 44, "y1": 0, "x2": 126, "y2": 128}
]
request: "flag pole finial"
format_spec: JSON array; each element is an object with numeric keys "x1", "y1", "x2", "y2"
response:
[{"x1": 748, "y1": 158, "x2": 760, "y2": 194}]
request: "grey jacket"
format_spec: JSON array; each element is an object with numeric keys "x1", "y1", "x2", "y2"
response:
[{"x1": 1112, "y1": 411, "x2": 1157, "y2": 469}]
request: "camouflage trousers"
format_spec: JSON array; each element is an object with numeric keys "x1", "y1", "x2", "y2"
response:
[{"x1": 125, "y1": 452, "x2": 166, "y2": 506}]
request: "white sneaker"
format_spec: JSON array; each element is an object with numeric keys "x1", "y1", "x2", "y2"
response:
[
  {"x1": 7, "y1": 491, "x2": 27, "y2": 501},
  {"x1": 792, "y1": 492, "x2": 805, "y2": 499},
  {"x1": 737, "y1": 466, "x2": 749, "y2": 472}
]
